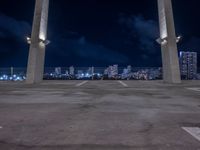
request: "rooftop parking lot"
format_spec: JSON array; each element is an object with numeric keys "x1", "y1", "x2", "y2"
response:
[{"x1": 0, "y1": 80, "x2": 200, "y2": 150}]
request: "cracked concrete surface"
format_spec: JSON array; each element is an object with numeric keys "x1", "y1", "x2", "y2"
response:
[{"x1": 0, "y1": 80, "x2": 200, "y2": 150}]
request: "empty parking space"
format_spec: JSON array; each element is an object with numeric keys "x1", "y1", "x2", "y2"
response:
[
  {"x1": 0, "y1": 80, "x2": 200, "y2": 149},
  {"x1": 118, "y1": 81, "x2": 128, "y2": 87},
  {"x1": 75, "y1": 81, "x2": 89, "y2": 87},
  {"x1": 80, "y1": 80, "x2": 128, "y2": 89},
  {"x1": 182, "y1": 127, "x2": 200, "y2": 142},
  {"x1": 186, "y1": 87, "x2": 200, "y2": 92}
]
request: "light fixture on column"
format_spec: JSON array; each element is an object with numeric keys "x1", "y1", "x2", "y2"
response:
[
  {"x1": 156, "y1": 37, "x2": 168, "y2": 46},
  {"x1": 26, "y1": 36, "x2": 50, "y2": 45},
  {"x1": 26, "y1": 36, "x2": 31, "y2": 44},
  {"x1": 176, "y1": 35, "x2": 182, "y2": 43},
  {"x1": 39, "y1": 38, "x2": 50, "y2": 45},
  {"x1": 156, "y1": 35, "x2": 182, "y2": 46}
]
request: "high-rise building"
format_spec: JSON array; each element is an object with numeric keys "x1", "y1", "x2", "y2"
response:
[
  {"x1": 69, "y1": 66, "x2": 75, "y2": 75},
  {"x1": 127, "y1": 65, "x2": 132, "y2": 74},
  {"x1": 179, "y1": 51, "x2": 197, "y2": 79},
  {"x1": 107, "y1": 65, "x2": 118, "y2": 78},
  {"x1": 122, "y1": 65, "x2": 132, "y2": 79},
  {"x1": 55, "y1": 67, "x2": 62, "y2": 75},
  {"x1": 112, "y1": 65, "x2": 118, "y2": 77},
  {"x1": 77, "y1": 70, "x2": 84, "y2": 78},
  {"x1": 65, "y1": 70, "x2": 69, "y2": 76},
  {"x1": 87, "y1": 67, "x2": 94, "y2": 75}
]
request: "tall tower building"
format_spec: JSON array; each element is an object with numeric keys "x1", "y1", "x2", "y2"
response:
[
  {"x1": 127, "y1": 65, "x2": 132, "y2": 74},
  {"x1": 112, "y1": 65, "x2": 118, "y2": 77},
  {"x1": 107, "y1": 65, "x2": 118, "y2": 78},
  {"x1": 55, "y1": 67, "x2": 62, "y2": 75},
  {"x1": 179, "y1": 51, "x2": 197, "y2": 79},
  {"x1": 69, "y1": 66, "x2": 75, "y2": 75}
]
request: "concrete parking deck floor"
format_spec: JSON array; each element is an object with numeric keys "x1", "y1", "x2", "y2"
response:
[{"x1": 0, "y1": 80, "x2": 200, "y2": 150}]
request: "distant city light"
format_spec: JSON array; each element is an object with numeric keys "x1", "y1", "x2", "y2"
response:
[{"x1": 0, "y1": 63, "x2": 199, "y2": 82}]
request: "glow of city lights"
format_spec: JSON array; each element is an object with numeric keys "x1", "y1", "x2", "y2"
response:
[{"x1": 85, "y1": 73, "x2": 90, "y2": 77}]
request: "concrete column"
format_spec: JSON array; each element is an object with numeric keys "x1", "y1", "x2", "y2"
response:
[
  {"x1": 157, "y1": 0, "x2": 181, "y2": 83},
  {"x1": 26, "y1": 0, "x2": 49, "y2": 84}
]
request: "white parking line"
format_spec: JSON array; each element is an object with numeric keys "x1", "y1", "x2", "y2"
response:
[
  {"x1": 182, "y1": 127, "x2": 200, "y2": 142},
  {"x1": 118, "y1": 81, "x2": 128, "y2": 87},
  {"x1": 76, "y1": 81, "x2": 88, "y2": 87},
  {"x1": 0, "y1": 126, "x2": 2, "y2": 129},
  {"x1": 186, "y1": 88, "x2": 200, "y2": 92}
]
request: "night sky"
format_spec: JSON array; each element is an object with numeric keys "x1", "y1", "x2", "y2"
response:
[{"x1": 0, "y1": 0, "x2": 200, "y2": 67}]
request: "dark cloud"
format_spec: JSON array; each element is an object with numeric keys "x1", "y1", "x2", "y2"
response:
[
  {"x1": 0, "y1": 14, "x2": 31, "y2": 40},
  {"x1": 0, "y1": 14, "x2": 30, "y2": 66},
  {"x1": 0, "y1": 13, "x2": 129, "y2": 67},
  {"x1": 47, "y1": 32, "x2": 129, "y2": 66},
  {"x1": 119, "y1": 14, "x2": 159, "y2": 54},
  {"x1": 0, "y1": 0, "x2": 200, "y2": 68},
  {"x1": 182, "y1": 37, "x2": 200, "y2": 51},
  {"x1": 117, "y1": 14, "x2": 161, "y2": 66}
]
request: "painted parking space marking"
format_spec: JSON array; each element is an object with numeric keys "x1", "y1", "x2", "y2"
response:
[
  {"x1": 118, "y1": 81, "x2": 128, "y2": 87},
  {"x1": 0, "y1": 126, "x2": 2, "y2": 129},
  {"x1": 182, "y1": 127, "x2": 200, "y2": 142},
  {"x1": 186, "y1": 88, "x2": 200, "y2": 92},
  {"x1": 76, "y1": 81, "x2": 88, "y2": 87}
]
